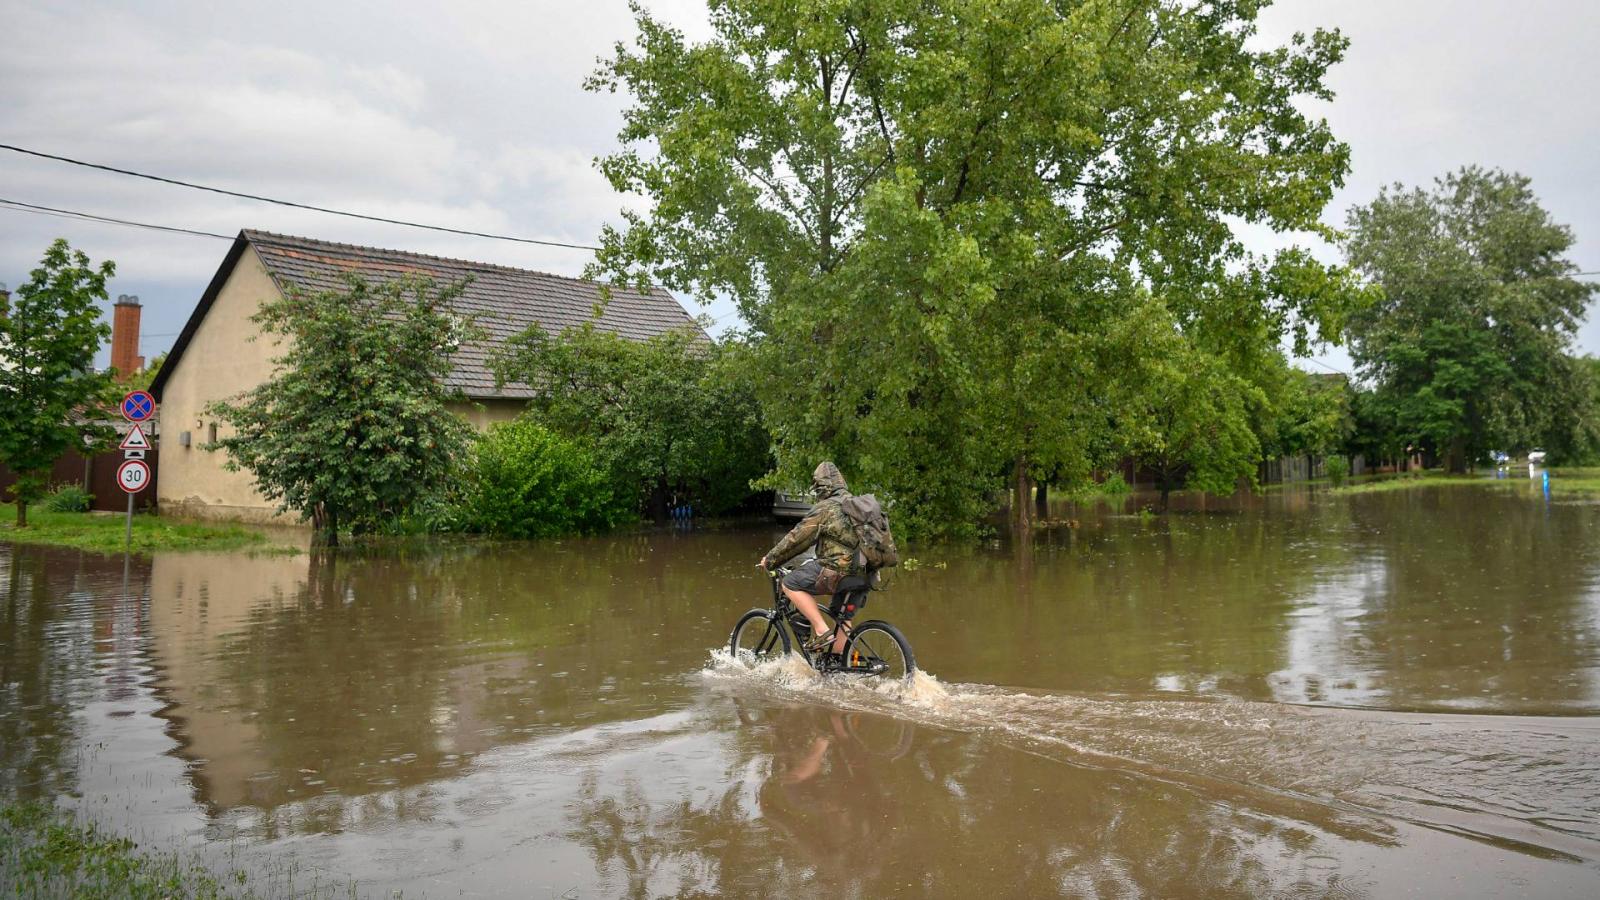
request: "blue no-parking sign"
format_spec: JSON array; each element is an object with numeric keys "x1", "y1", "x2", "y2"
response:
[{"x1": 121, "y1": 390, "x2": 155, "y2": 422}]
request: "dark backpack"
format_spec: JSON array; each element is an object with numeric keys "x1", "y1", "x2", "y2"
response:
[{"x1": 839, "y1": 494, "x2": 900, "y2": 570}]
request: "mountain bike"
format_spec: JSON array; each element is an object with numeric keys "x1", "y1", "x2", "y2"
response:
[{"x1": 729, "y1": 565, "x2": 916, "y2": 679}]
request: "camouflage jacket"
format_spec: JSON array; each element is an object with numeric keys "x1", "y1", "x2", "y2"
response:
[{"x1": 763, "y1": 496, "x2": 859, "y2": 574}]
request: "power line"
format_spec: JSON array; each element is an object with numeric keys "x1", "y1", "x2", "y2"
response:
[
  {"x1": 1298, "y1": 356, "x2": 1351, "y2": 377},
  {"x1": 0, "y1": 197, "x2": 232, "y2": 240},
  {"x1": 1, "y1": 142, "x2": 602, "y2": 252}
]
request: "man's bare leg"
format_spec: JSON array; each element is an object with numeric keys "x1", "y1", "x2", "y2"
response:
[{"x1": 782, "y1": 585, "x2": 830, "y2": 644}]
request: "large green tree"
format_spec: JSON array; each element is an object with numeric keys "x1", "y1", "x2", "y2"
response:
[
  {"x1": 589, "y1": 0, "x2": 1364, "y2": 537},
  {"x1": 1343, "y1": 167, "x2": 1596, "y2": 472},
  {"x1": 0, "y1": 239, "x2": 116, "y2": 527},
  {"x1": 1116, "y1": 305, "x2": 1264, "y2": 509},
  {"x1": 1543, "y1": 355, "x2": 1600, "y2": 466},
  {"x1": 491, "y1": 323, "x2": 770, "y2": 521},
  {"x1": 207, "y1": 276, "x2": 479, "y2": 544},
  {"x1": 1255, "y1": 361, "x2": 1352, "y2": 461}
]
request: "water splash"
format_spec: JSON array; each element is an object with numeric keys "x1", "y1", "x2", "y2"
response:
[
  {"x1": 703, "y1": 647, "x2": 819, "y2": 689},
  {"x1": 702, "y1": 648, "x2": 949, "y2": 707},
  {"x1": 879, "y1": 668, "x2": 950, "y2": 706}
]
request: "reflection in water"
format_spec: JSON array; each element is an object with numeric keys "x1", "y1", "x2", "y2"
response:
[{"x1": 2, "y1": 482, "x2": 1599, "y2": 896}]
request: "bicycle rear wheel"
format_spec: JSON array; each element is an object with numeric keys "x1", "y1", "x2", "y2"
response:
[
  {"x1": 729, "y1": 609, "x2": 791, "y2": 664},
  {"x1": 840, "y1": 620, "x2": 916, "y2": 679}
]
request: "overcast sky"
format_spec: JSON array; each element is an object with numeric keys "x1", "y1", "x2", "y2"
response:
[{"x1": 2, "y1": 0, "x2": 1597, "y2": 373}]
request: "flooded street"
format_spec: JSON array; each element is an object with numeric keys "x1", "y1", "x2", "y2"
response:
[{"x1": 4, "y1": 482, "x2": 1600, "y2": 897}]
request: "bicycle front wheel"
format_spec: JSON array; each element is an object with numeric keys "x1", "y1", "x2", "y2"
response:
[
  {"x1": 841, "y1": 620, "x2": 916, "y2": 679},
  {"x1": 729, "y1": 609, "x2": 791, "y2": 664}
]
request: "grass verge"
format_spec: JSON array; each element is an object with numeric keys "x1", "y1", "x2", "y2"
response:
[
  {"x1": 1330, "y1": 468, "x2": 1600, "y2": 495},
  {"x1": 1330, "y1": 473, "x2": 1492, "y2": 494},
  {"x1": 1546, "y1": 468, "x2": 1600, "y2": 494},
  {"x1": 1, "y1": 802, "x2": 238, "y2": 899},
  {"x1": 1, "y1": 802, "x2": 362, "y2": 899},
  {"x1": 0, "y1": 504, "x2": 290, "y2": 554}
]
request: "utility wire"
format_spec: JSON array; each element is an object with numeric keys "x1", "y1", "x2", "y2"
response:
[
  {"x1": 0, "y1": 197, "x2": 232, "y2": 240},
  {"x1": 1, "y1": 142, "x2": 602, "y2": 252},
  {"x1": 1298, "y1": 356, "x2": 1352, "y2": 377}
]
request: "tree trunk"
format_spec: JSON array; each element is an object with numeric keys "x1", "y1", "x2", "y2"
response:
[
  {"x1": 15, "y1": 499, "x2": 27, "y2": 528},
  {"x1": 314, "y1": 504, "x2": 339, "y2": 548},
  {"x1": 1034, "y1": 478, "x2": 1050, "y2": 521},
  {"x1": 1012, "y1": 455, "x2": 1033, "y2": 536},
  {"x1": 649, "y1": 477, "x2": 669, "y2": 524},
  {"x1": 1447, "y1": 436, "x2": 1467, "y2": 474},
  {"x1": 1159, "y1": 485, "x2": 1172, "y2": 512}
]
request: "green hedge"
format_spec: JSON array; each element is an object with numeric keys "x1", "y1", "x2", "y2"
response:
[{"x1": 460, "y1": 419, "x2": 633, "y2": 538}]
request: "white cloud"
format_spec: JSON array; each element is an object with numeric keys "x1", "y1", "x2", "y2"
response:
[{"x1": 2, "y1": 0, "x2": 1596, "y2": 367}]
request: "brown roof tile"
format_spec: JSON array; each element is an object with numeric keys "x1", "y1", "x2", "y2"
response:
[{"x1": 238, "y1": 230, "x2": 702, "y2": 399}]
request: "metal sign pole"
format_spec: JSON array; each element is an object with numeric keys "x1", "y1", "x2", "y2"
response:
[{"x1": 126, "y1": 491, "x2": 134, "y2": 547}]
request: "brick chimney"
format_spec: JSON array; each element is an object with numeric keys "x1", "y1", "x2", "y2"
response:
[{"x1": 111, "y1": 294, "x2": 143, "y2": 380}]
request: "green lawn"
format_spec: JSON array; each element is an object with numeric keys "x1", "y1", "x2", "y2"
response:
[
  {"x1": 1, "y1": 802, "x2": 353, "y2": 899},
  {"x1": 1, "y1": 803, "x2": 237, "y2": 899},
  {"x1": 0, "y1": 503, "x2": 290, "y2": 554},
  {"x1": 1328, "y1": 467, "x2": 1600, "y2": 495},
  {"x1": 1546, "y1": 467, "x2": 1600, "y2": 493},
  {"x1": 1329, "y1": 472, "x2": 1491, "y2": 494}
]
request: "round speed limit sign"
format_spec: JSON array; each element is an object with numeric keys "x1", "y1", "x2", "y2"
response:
[{"x1": 117, "y1": 459, "x2": 151, "y2": 494}]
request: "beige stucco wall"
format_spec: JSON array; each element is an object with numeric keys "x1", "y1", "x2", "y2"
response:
[
  {"x1": 156, "y1": 246, "x2": 294, "y2": 524},
  {"x1": 157, "y1": 251, "x2": 529, "y2": 524}
]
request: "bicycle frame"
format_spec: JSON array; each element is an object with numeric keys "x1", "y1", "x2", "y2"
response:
[
  {"x1": 765, "y1": 566, "x2": 865, "y2": 663},
  {"x1": 733, "y1": 565, "x2": 912, "y2": 677}
]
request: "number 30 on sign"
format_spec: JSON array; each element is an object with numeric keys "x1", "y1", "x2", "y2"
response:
[{"x1": 117, "y1": 459, "x2": 150, "y2": 494}]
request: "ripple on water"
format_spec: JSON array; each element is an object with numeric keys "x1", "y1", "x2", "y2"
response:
[{"x1": 700, "y1": 647, "x2": 1600, "y2": 865}]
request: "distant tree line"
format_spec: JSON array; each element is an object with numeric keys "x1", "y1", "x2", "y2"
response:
[{"x1": 1340, "y1": 167, "x2": 1598, "y2": 471}]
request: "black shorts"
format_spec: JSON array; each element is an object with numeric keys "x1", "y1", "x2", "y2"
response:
[{"x1": 782, "y1": 560, "x2": 869, "y2": 621}]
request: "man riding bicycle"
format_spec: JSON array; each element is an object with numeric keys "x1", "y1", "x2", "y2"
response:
[{"x1": 758, "y1": 461, "x2": 870, "y2": 669}]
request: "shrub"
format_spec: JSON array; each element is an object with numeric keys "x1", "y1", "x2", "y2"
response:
[
  {"x1": 41, "y1": 483, "x2": 92, "y2": 512},
  {"x1": 1099, "y1": 472, "x2": 1131, "y2": 495},
  {"x1": 1326, "y1": 454, "x2": 1350, "y2": 486},
  {"x1": 461, "y1": 419, "x2": 633, "y2": 538}
]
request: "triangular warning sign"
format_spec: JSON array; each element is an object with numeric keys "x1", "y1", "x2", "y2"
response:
[{"x1": 120, "y1": 423, "x2": 151, "y2": 451}]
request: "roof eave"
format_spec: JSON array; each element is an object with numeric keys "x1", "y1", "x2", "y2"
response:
[{"x1": 149, "y1": 231, "x2": 252, "y2": 401}]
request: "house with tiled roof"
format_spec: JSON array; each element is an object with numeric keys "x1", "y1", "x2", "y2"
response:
[{"x1": 150, "y1": 230, "x2": 702, "y2": 523}]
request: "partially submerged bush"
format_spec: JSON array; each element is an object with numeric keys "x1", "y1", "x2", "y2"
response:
[
  {"x1": 41, "y1": 483, "x2": 92, "y2": 512},
  {"x1": 461, "y1": 419, "x2": 633, "y2": 538},
  {"x1": 1099, "y1": 472, "x2": 1131, "y2": 495},
  {"x1": 1326, "y1": 455, "x2": 1350, "y2": 486}
]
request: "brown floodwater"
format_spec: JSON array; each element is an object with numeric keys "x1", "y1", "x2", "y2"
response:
[{"x1": 3, "y1": 480, "x2": 1600, "y2": 897}]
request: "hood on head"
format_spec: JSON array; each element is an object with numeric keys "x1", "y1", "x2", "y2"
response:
[{"x1": 811, "y1": 460, "x2": 848, "y2": 499}]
